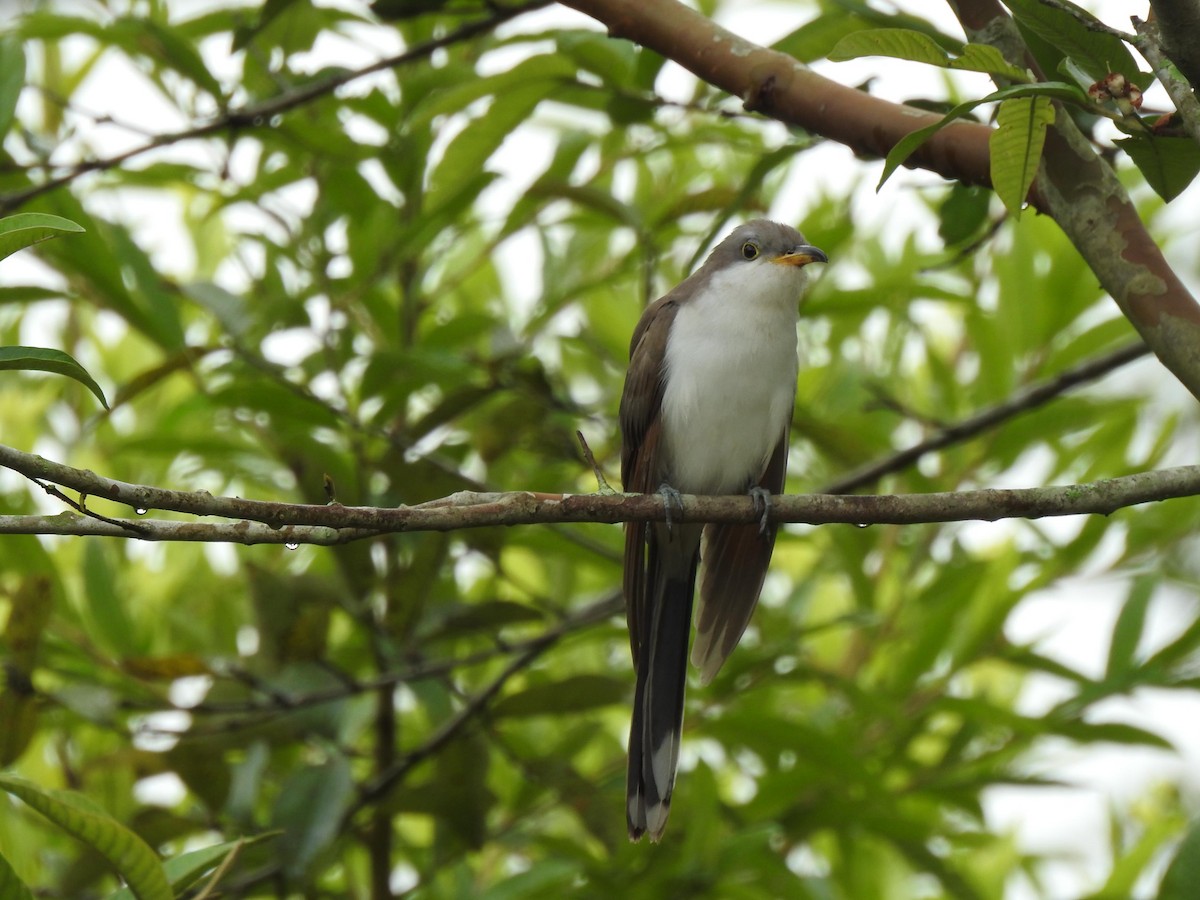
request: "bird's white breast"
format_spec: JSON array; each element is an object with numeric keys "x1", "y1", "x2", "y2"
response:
[{"x1": 660, "y1": 261, "x2": 803, "y2": 495}]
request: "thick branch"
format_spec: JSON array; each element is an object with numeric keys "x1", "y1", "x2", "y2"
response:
[
  {"x1": 1146, "y1": 0, "x2": 1200, "y2": 87},
  {"x1": 559, "y1": 0, "x2": 1200, "y2": 405}
]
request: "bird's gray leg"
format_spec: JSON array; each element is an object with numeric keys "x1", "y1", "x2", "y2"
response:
[
  {"x1": 657, "y1": 483, "x2": 684, "y2": 538},
  {"x1": 749, "y1": 486, "x2": 772, "y2": 536}
]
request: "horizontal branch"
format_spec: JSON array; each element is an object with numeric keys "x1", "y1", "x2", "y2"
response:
[{"x1": 2, "y1": 443, "x2": 1198, "y2": 543}]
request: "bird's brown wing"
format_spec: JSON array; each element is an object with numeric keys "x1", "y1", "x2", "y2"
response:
[
  {"x1": 691, "y1": 430, "x2": 789, "y2": 685},
  {"x1": 619, "y1": 296, "x2": 679, "y2": 666}
]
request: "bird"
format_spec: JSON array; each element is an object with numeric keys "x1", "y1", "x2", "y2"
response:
[{"x1": 619, "y1": 219, "x2": 827, "y2": 842}]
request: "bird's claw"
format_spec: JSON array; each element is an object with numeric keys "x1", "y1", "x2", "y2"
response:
[
  {"x1": 657, "y1": 483, "x2": 684, "y2": 538},
  {"x1": 749, "y1": 486, "x2": 772, "y2": 536}
]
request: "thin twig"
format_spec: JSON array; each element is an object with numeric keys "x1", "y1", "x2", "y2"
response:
[
  {"x1": 576, "y1": 430, "x2": 616, "y2": 493},
  {"x1": 819, "y1": 340, "x2": 1150, "y2": 494},
  {"x1": 26, "y1": 477, "x2": 148, "y2": 536},
  {"x1": 344, "y1": 595, "x2": 616, "y2": 819}
]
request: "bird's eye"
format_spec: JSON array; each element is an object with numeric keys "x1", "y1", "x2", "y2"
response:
[{"x1": 741, "y1": 241, "x2": 759, "y2": 260}]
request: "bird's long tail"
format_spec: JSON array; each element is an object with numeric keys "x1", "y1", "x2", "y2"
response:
[{"x1": 627, "y1": 527, "x2": 699, "y2": 841}]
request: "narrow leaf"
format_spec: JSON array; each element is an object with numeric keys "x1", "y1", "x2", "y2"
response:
[
  {"x1": 271, "y1": 757, "x2": 354, "y2": 878},
  {"x1": 1160, "y1": 818, "x2": 1200, "y2": 900},
  {"x1": 1106, "y1": 576, "x2": 1153, "y2": 678},
  {"x1": 879, "y1": 82, "x2": 1082, "y2": 189},
  {"x1": 829, "y1": 28, "x2": 954, "y2": 66},
  {"x1": 829, "y1": 28, "x2": 1028, "y2": 80},
  {"x1": 0, "y1": 346, "x2": 109, "y2": 408},
  {"x1": 0, "y1": 775, "x2": 171, "y2": 900},
  {"x1": 0, "y1": 36, "x2": 26, "y2": 140},
  {"x1": 1049, "y1": 720, "x2": 1172, "y2": 749},
  {"x1": 109, "y1": 837, "x2": 269, "y2": 900},
  {"x1": 989, "y1": 95, "x2": 1055, "y2": 216},
  {"x1": 0, "y1": 213, "x2": 85, "y2": 263},
  {"x1": 952, "y1": 44, "x2": 1029, "y2": 80}
]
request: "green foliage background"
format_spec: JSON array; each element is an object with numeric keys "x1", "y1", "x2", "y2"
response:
[{"x1": 1, "y1": 1, "x2": 1199, "y2": 897}]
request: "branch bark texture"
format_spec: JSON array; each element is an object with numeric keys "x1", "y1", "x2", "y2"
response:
[
  {"x1": 3, "y1": 444, "x2": 1198, "y2": 544},
  {"x1": 1146, "y1": 0, "x2": 1200, "y2": 87}
]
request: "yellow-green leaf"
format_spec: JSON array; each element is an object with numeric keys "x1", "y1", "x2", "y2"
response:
[
  {"x1": 989, "y1": 95, "x2": 1055, "y2": 216},
  {"x1": 829, "y1": 28, "x2": 1028, "y2": 80},
  {"x1": 0, "y1": 775, "x2": 172, "y2": 900},
  {"x1": 879, "y1": 82, "x2": 1080, "y2": 189}
]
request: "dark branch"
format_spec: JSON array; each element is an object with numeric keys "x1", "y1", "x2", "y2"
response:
[{"x1": 820, "y1": 340, "x2": 1149, "y2": 494}]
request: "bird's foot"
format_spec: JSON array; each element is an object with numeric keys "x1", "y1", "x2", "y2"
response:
[
  {"x1": 749, "y1": 486, "x2": 772, "y2": 536},
  {"x1": 657, "y1": 483, "x2": 684, "y2": 537}
]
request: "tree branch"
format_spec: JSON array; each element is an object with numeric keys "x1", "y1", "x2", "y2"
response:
[
  {"x1": 3, "y1": 442, "x2": 1199, "y2": 542},
  {"x1": 1131, "y1": 16, "x2": 1200, "y2": 147},
  {"x1": 345, "y1": 593, "x2": 616, "y2": 820},
  {"x1": 558, "y1": 0, "x2": 1200, "y2": 406},
  {"x1": 820, "y1": 340, "x2": 1149, "y2": 494},
  {"x1": 1146, "y1": 0, "x2": 1200, "y2": 87}
]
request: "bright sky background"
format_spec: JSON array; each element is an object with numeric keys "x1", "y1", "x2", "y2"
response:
[{"x1": 6, "y1": 2, "x2": 1200, "y2": 897}]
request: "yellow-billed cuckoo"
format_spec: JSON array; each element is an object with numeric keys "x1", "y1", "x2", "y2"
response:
[{"x1": 620, "y1": 219, "x2": 827, "y2": 842}]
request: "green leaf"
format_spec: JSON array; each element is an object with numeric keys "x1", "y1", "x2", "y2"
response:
[
  {"x1": 1160, "y1": 818, "x2": 1200, "y2": 900},
  {"x1": 952, "y1": 44, "x2": 1029, "y2": 80},
  {"x1": 0, "y1": 213, "x2": 85, "y2": 263},
  {"x1": 0, "y1": 36, "x2": 25, "y2": 141},
  {"x1": 426, "y1": 81, "x2": 555, "y2": 209},
  {"x1": 271, "y1": 756, "x2": 354, "y2": 878},
  {"x1": 480, "y1": 859, "x2": 580, "y2": 900},
  {"x1": 936, "y1": 184, "x2": 992, "y2": 245},
  {"x1": 408, "y1": 54, "x2": 575, "y2": 134},
  {"x1": 773, "y1": 9, "x2": 875, "y2": 63},
  {"x1": 879, "y1": 82, "x2": 1083, "y2": 188},
  {"x1": 989, "y1": 94, "x2": 1055, "y2": 216},
  {"x1": 0, "y1": 346, "x2": 109, "y2": 408},
  {"x1": 0, "y1": 775, "x2": 171, "y2": 900},
  {"x1": 1003, "y1": 0, "x2": 1148, "y2": 87},
  {"x1": 828, "y1": 28, "x2": 1028, "y2": 80},
  {"x1": 1049, "y1": 720, "x2": 1172, "y2": 749},
  {"x1": 109, "y1": 837, "x2": 267, "y2": 900},
  {"x1": 491, "y1": 674, "x2": 626, "y2": 718},
  {"x1": 829, "y1": 28, "x2": 957, "y2": 66},
  {"x1": 429, "y1": 600, "x2": 545, "y2": 640},
  {"x1": 0, "y1": 851, "x2": 34, "y2": 900},
  {"x1": 1116, "y1": 135, "x2": 1200, "y2": 202},
  {"x1": 110, "y1": 17, "x2": 225, "y2": 98},
  {"x1": 1106, "y1": 576, "x2": 1153, "y2": 678}
]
